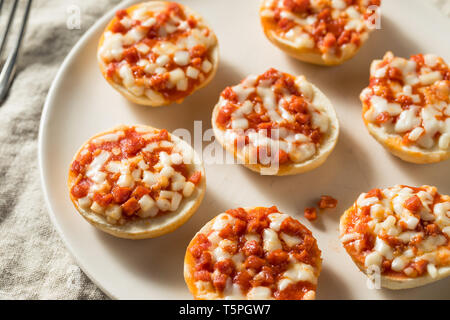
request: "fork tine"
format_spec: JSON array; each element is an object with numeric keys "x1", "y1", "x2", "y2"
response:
[
  {"x1": 0, "y1": 0, "x2": 32, "y2": 103},
  {"x1": 0, "y1": 0, "x2": 19, "y2": 58},
  {"x1": 0, "y1": 1, "x2": 4, "y2": 15}
]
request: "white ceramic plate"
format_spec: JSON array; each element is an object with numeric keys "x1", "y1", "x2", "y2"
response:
[{"x1": 39, "y1": 0, "x2": 450, "y2": 299}]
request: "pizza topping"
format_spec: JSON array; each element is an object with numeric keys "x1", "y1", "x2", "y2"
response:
[
  {"x1": 260, "y1": 0, "x2": 380, "y2": 62},
  {"x1": 318, "y1": 195, "x2": 338, "y2": 209},
  {"x1": 304, "y1": 207, "x2": 317, "y2": 221},
  {"x1": 215, "y1": 68, "x2": 331, "y2": 166},
  {"x1": 99, "y1": 2, "x2": 217, "y2": 102},
  {"x1": 189, "y1": 207, "x2": 321, "y2": 300},
  {"x1": 69, "y1": 126, "x2": 202, "y2": 225},
  {"x1": 361, "y1": 52, "x2": 450, "y2": 151},
  {"x1": 341, "y1": 185, "x2": 450, "y2": 279}
]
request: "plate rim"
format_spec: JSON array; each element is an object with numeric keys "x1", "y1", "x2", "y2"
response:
[
  {"x1": 37, "y1": 0, "x2": 450, "y2": 300},
  {"x1": 38, "y1": 0, "x2": 137, "y2": 300}
]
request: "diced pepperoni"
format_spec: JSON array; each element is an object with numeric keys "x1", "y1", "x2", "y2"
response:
[
  {"x1": 131, "y1": 65, "x2": 145, "y2": 78},
  {"x1": 106, "y1": 64, "x2": 117, "y2": 78},
  {"x1": 190, "y1": 57, "x2": 202, "y2": 68},
  {"x1": 251, "y1": 266, "x2": 275, "y2": 286},
  {"x1": 398, "y1": 95, "x2": 413, "y2": 107},
  {"x1": 411, "y1": 54, "x2": 425, "y2": 71},
  {"x1": 381, "y1": 259, "x2": 391, "y2": 272},
  {"x1": 142, "y1": 152, "x2": 159, "y2": 168},
  {"x1": 111, "y1": 21, "x2": 127, "y2": 34},
  {"x1": 233, "y1": 271, "x2": 252, "y2": 293},
  {"x1": 244, "y1": 255, "x2": 265, "y2": 271},
  {"x1": 116, "y1": 9, "x2": 128, "y2": 19},
  {"x1": 188, "y1": 171, "x2": 202, "y2": 185},
  {"x1": 93, "y1": 193, "x2": 113, "y2": 207},
  {"x1": 260, "y1": 68, "x2": 281, "y2": 83},
  {"x1": 132, "y1": 185, "x2": 151, "y2": 199},
  {"x1": 278, "y1": 18, "x2": 295, "y2": 31},
  {"x1": 337, "y1": 30, "x2": 352, "y2": 46},
  {"x1": 293, "y1": 236, "x2": 319, "y2": 265},
  {"x1": 350, "y1": 32, "x2": 360, "y2": 46},
  {"x1": 189, "y1": 245, "x2": 203, "y2": 259},
  {"x1": 358, "y1": 233, "x2": 375, "y2": 252},
  {"x1": 404, "y1": 195, "x2": 422, "y2": 213},
  {"x1": 246, "y1": 215, "x2": 269, "y2": 234},
  {"x1": 226, "y1": 208, "x2": 247, "y2": 220},
  {"x1": 70, "y1": 161, "x2": 82, "y2": 175},
  {"x1": 233, "y1": 219, "x2": 247, "y2": 236},
  {"x1": 375, "y1": 112, "x2": 390, "y2": 124},
  {"x1": 317, "y1": 8, "x2": 331, "y2": 22},
  {"x1": 190, "y1": 45, "x2": 207, "y2": 59},
  {"x1": 212, "y1": 273, "x2": 228, "y2": 292},
  {"x1": 388, "y1": 67, "x2": 403, "y2": 83},
  {"x1": 283, "y1": 0, "x2": 310, "y2": 14},
  {"x1": 242, "y1": 240, "x2": 263, "y2": 257},
  {"x1": 366, "y1": 188, "x2": 383, "y2": 200},
  {"x1": 267, "y1": 250, "x2": 289, "y2": 265},
  {"x1": 71, "y1": 179, "x2": 90, "y2": 198},
  {"x1": 322, "y1": 32, "x2": 337, "y2": 48},
  {"x1": 112, "y1": 186, "x2": 132, "y2": 204},
  {"x1": 123, "y1": 47, "x2": 139, "y2": 64},
  {"x1": 287, "y1": 96, "x2": 307, "y2": 113},
  {"x1": 278, "y1": 150, "x2": 290, "y2": 164},
  {"x1": 150, "y1": 74, "x2": 169, "y2": 91},
  {"x1": 360, "y1": 206, "x2": 371, "y2": 217},
  {"x1": 154, "y1": 129, "x2": 169, "y2": 142},
  {"x1": 295, "y1": 113, "x2": 311, "y2": 124},
  {"x1": 193, "y1": 270, "x2": 211, "y2": 281},
  {"x1": 216, "y1": 104, "x2": 236, "y2": 127},
  {"x1": 187, "y1": 17, "x2": 197, "y2": 28},
  {"x1": 310, "y1": 129, "x2": 321, "y2": 144},
  {"x1": 355, "y1": 221, "x2": 369, "y2": 234},
  {"x1": 121, "y1": 197, "x2": 140, "y2": 216},
  {"x1": 215, "y1": 259, "x2": 234, "y2": 275},
  {"x1": 196, "y1": 234, "x2": 211, "y2": 250},
  {"x1": 318, "y1": 195, "x2": 338, "y2": 209},
  {"x1": 221, "y1": 87, "x2": 238, "y2": 103},
  {"x1": 280, "y1": 217, "x2": 307, "y2": 236},
  {"x1": 219, "y1": 224, "x2": 235, "y2": 239},
  {"x1": 120, "y1": 134, "x2": 146, "y2": 157},
  {"x1": 197, "y1": 251, "x2": 213, "y2": 271},
  {"x1": 412, "y1": 260, "x2": 428, "y2": 276},
  {"x1": 265, "y1": 206, "x2": 279, "y2": 215},
  {"x1": 304, "y1": 207, "x2": 317, "y2": 221}
]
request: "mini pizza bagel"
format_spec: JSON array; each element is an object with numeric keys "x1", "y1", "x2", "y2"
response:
[
  {"x1": 98, "y1": 1, "x2": 219, "y2": 106},
  {"x1": 340, "y1": 185, "x2": 450, "y2": 289},
  {"x1": 260, "y1": 0, "x2": 381, "y2": 66},
  {"x1": 68, "y1": 125, "x2": 206, "y2": 239},
  {"x1": 184, "y1": 206, "x2": 322, "y2": 300},
  {"x1": 212, "y1": 68, "x2": 339, "y2": 176},
  {"x1": 360, "y1": 52, "x2": 450, "y2": 164}
]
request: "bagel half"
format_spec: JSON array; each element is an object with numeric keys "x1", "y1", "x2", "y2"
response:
[
  {"x1": 212, "y1": 68, "x2": 339, "y2": 176},
  {"x1": 98, "y1": 1, "x2": 219, "y2": 106},
  {"x1": 184, "y1": 206, "x2": 322, "y2": 300},
  {"x1": 340, "y1": 185, "x2": 450, "y2": 289},
  {"x1": 360, "y1": 52, "x2": 450, "y2": 164},
  {"x1": 259, "y1": 0, "x2": 380, "y2": 66},
  {"x1": 68, "y1": 124, "x2": 206, "y2": 239}
]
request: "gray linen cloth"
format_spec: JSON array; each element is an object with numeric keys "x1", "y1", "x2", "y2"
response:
[{"x1": 0, "y1": 0, "x2": 449, "y2": 300}]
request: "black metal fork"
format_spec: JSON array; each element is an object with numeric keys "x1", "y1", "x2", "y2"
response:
[{"x1": 0, "y1": 0, "x2": 32, "y2": 103}]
